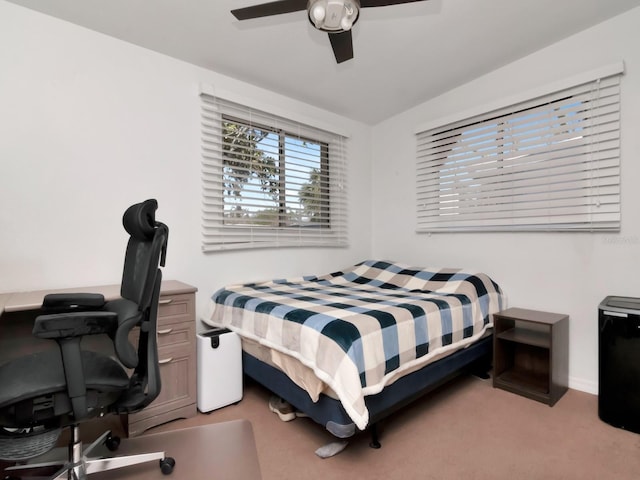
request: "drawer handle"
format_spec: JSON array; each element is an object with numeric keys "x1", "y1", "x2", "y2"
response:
[
  {"x1": 158, "y1": 298, "x2": 173, "y2": 305},
  {"x1": 158, "y1": 328, "x2": 173, "y2": 335},
  {"x1": 158, "y1": 357, "x2": 173, "y2": 365}
]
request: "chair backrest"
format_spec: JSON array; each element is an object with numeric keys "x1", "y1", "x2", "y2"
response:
[
  {"x1": 121, "y1": 199, "x2": 168, "y2": 309},
  {"x1": 111, "y1": 199, "x2": 169, "y2": 413}
]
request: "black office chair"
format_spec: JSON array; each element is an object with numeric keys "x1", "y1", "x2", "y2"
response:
[{"x1": 0, "y1": 199, "x2": 175, "y2": 479}]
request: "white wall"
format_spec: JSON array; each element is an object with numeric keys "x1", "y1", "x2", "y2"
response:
[
  {"x1": 371, "y1": 7, "x2": 640, "y2": 393},
  {"x1": 0, "y1": 2, "x2": 373, "y2": 319}
]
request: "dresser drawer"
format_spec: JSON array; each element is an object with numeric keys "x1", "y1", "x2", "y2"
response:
[
  {"x1": 136, "y1": 343, "x2": 195, "y2": 416},
  {"x1": 158, "y1": 293, "x2": 195, "y2": 326},
  {"x1": 157, "y1": 320, "x2": 194, "y2": 349},
  {"x1": 128, "y1": 343, "x2": 197, "y2": 436},
  {"x1": 127, "y1": 318, "x2": 194, "y2": 350}
]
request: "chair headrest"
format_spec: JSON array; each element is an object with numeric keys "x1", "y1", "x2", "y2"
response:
[{"x1": 122, "y1": 199, "x2": 158, "y2": 240}]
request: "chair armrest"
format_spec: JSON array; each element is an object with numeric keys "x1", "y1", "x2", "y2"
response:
[
  {"x1": 42, "y1": 293, "x2": 106, "y2": 312},
  {"x1": 33, "y1": 311, "x2": 118, "y2": 339}
]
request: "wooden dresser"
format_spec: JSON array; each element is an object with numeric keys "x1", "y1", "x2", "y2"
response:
[{"x1": 127, "y1": 280, "x2": 198, "y2": 436}]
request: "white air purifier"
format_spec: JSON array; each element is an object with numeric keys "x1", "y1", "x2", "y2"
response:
[{"x1": 196, "y1": 328, "x2": 243, "y2": 412}]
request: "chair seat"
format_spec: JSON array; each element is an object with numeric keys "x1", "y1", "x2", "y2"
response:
[{"x1": 0, "y1": 349, "x2": 129, "y2": 409}]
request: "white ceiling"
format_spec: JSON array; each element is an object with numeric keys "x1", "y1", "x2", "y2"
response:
[{"x1": 7, "y1": 0, "x2": 640, "y2": 124}]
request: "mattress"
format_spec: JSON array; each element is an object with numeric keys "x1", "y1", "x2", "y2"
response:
[{"x1": 203, "y1": 260, "x2": 505, "y2": 429}]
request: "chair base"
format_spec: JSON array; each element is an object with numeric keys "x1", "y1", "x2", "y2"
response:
[{"x1": 4, "y1": 425, "x2": 174, "y2": 480}]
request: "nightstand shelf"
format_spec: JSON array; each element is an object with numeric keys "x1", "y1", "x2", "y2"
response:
[
  {"x1": 496, "y1": 328, "x2": 551, "y2": 348},
  {"x1": 493, "y1": 307, "x2": 569, "y2": 406},
  {"x1": 496, "y1": 366, "x2": 549, "y2": 396}
]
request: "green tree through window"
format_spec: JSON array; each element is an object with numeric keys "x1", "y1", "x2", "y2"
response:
[{"x1": 222, "y1": 115, "x2": 329, "y2": 228}]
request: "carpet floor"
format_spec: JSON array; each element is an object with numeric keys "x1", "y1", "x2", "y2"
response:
[
  {"x1": 4, "y1": 374, "x2": 638, "y2": 479},
  {"x1": 145, "y1": 375, "x2": 640, "y2": 480}
]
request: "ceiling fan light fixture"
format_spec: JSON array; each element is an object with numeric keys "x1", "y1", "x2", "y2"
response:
[
  {"x1": 311, "y1": 3, "x2": 326, "y2": 26},
  {"x1": 340, "y1": 14, "x2": 353, "y2": 31},
  {"x1": 307, "y1": 0, "x2": 360, "y2": 32}
]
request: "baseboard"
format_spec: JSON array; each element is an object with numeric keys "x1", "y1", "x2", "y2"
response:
[{"x1": 569, "y1": 376, "x2": 598, "y2": 395}]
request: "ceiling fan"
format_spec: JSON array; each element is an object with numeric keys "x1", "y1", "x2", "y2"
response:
[{"x1": 231, "y1": 0, "x2": 428, "y2": 64}]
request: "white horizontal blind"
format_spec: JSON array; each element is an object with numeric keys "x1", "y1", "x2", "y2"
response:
[
  {"x1": 416, "y1": 73, "x2": 622, "y2": 232},
  {"x1": 201, "y1": 94, "x2": 348, "y2": 251}
]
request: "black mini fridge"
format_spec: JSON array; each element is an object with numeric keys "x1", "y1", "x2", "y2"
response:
[{"x1": 599, "y1": 296, "x2": 640, "y2": 433}]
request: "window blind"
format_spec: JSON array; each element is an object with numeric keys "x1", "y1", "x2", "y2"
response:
[
  {"x1": 201, "y1": 93, "x2": 348, "y2": 251},
  {"x1": 416, "y1": 72, "x2": 622, "y2": 232}
]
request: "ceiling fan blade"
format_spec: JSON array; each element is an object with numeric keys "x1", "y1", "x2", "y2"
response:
[
  {"x1": 328, "y1": 31, "x2": 354, "y2": 64},
  {"x1": 360, "y1": 0, "x2": 427, "y2": 7},
  {"x1": 231, "y1": 0, "x2": 308, "y2": 20}
]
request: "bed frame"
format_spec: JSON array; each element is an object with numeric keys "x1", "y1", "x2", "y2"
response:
[{"x1": 242, "y1": 333, "x2": 493, "y2": 447}]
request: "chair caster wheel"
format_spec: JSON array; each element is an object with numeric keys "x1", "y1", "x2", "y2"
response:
[
  {"x1": 160, "y1": 457, "x2": 175, "y2": 475},
  {"x1": 105, "y1": 434, "x2": 121, "y2": 451}
]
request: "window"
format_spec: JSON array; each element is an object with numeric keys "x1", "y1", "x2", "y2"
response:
[
  {"x1": 416, "y1": 68, "x2": 623, "y2": 232},
  {"x1": 201, "y1": 94, "x2": 348, "y2": 251}
]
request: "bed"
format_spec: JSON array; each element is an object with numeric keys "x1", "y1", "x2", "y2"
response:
[{"x1": 202, "y1": 260, "x2": 505, "y2": 443}]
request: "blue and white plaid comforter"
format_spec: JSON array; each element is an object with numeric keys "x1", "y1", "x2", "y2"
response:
[{"x1": 203, "y1": 260, "x2": 505, "y2": 430}]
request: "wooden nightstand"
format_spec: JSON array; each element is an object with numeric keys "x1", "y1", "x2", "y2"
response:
[{"x1": 493, "y1": 307, "x2": 569, "y2": 406}]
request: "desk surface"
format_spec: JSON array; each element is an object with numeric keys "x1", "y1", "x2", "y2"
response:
[{"x1": 0, "y1": 280, "x2": 196, "y2": 315}]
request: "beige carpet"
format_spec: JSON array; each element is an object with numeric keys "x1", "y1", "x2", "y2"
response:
[{"x1": 146, "y1": 375, "x2": 640, "y2": 480}]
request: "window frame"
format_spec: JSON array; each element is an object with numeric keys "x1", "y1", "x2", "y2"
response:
[
  {"x1": 415, "y1": 66, "x2": 624, "y2": 233},
  {"x1": 201, "y1": 93, "x2": 348, "y2": 252}
]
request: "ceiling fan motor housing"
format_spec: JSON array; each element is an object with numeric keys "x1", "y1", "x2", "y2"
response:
[{"x1": 308, "y1": 0, "x2": 360, "y2": 32}]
